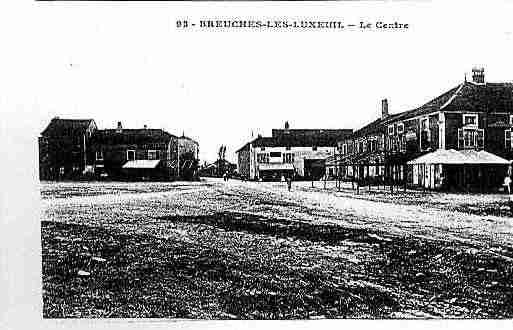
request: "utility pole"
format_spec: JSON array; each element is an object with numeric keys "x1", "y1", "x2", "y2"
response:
[
  {"x1": 83, "y1": 133, "x2": 87, "y2": 175},
  {"x1": 177, "y1": 139, "x2": 180, "y2": 178}
]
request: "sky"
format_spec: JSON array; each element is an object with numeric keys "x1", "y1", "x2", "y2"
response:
[
  {"x1": 3, "y1": 0, "x2": 513, "y2": 163},
  {"x1": 1, "y1": 2, "x2": 513, "y2": 328}
]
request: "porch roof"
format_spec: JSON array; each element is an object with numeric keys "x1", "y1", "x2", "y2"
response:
[
  {"x1": 122, "y1": 160, "x2": 161, "y2": 169},
  {"x1": 407, "y1": 149, "x2": 510, "y2": 165},
  {"x1": 258, "y1": 163, "x2": 295, "y2": 171}
]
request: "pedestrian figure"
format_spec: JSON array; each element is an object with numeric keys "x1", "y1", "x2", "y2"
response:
[
  {"x1": 504, "y1": 175, "x2": 511, "y2": 194},
  {"x1": 286, "y1": 176, "x2": 292, "y2": 192}
]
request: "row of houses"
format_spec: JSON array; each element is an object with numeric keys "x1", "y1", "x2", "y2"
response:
[
  {"x1": 237, "y1": 68, "x2": 513, "y2": 192},
  {"x1": 39, "y1": 118, "x2": 199, "y2": 181},
  {"x1": 236, "y1": 122, "x2": 352, "y2": 181}
]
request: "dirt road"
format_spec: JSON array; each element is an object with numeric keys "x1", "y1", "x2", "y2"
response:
[{"x1": 41, "y1": 179, "x2": 513, "y2": 318}]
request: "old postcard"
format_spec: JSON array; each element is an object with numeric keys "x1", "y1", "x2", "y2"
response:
[{"x1": 2, "y1": 0, "x2": 513, "y2": 329}]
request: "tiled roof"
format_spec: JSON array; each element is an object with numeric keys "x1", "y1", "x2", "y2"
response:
[
  {"x1": 41, "y1": 118, "x2": 94, "y2": 137},
  {"x1": 91, "y1": 129, "x2": 175, "y2": 145},
  {"x1": 236, "y1": 129, "x2": 352, "y2": 153},
  {"x1": 445, "y1": 82, "x2": 513, "y2": 112},
  {"x1": 349, "y1": 81, "x2": 513, "y2": 140}
]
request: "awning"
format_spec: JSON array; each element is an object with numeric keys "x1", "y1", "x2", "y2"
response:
[
  {"x1": 122, "y1": 160, "x2": 161, "y2": 169},
  {"x1": 407, "y1": 149, "x2": 510, "y2": 165},
  {"x1": 258, "y1": 163, "x2": 294, "y2": 171}
]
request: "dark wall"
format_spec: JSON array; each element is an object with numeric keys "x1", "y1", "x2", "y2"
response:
[{"x1": 444, "y1": 112, "x2": 462, "y2": 150}]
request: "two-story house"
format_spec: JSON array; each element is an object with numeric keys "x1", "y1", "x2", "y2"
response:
[
  {"x1": 236, "y1": 122, "x2": 352, "y2": 181},
  {"x1": 336, "y1": 68, "x2": 513, "y2": 191},
  {"x1": 39, "y1": 117, "x2": 97, "y2": 180},
  {"x1": 90, "y1": 122, "x2": 200, "y2": 180}
]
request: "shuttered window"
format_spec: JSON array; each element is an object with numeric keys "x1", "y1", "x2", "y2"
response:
[
  {"x1": 506, "y1": 130, "x2": 511, "y2": 149},
  {"x1": 458, "y1": 128, "x2": 484, "y2": 149},
  {"x1": 477, "y1": 130, "x2": 484, "y2": 149}
]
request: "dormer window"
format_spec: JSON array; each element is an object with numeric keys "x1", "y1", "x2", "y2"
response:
[
  {"x1": 312, "y1": 146, "x2": 318, "y2": 151},
  {"x1": 463, "y1": 114, "x2": 478, "y2": 127},
  {"x1": 388, "y1": 125, "x2": 395, "y2": 136},
  {"x1": 260, "y1": 147, "x2": 265, "y2": 151},
  {"x1": 95, "y1": 151, "x2": 103, "y2": 161}
]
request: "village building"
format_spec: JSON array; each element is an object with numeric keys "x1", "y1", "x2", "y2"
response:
[
  {"x1": 335, "y1": 68, "x2": 513, "y2": 191},
  {"x1": 39, "y1": 117, "x2": 97, "y2": 180},
  {"x1": 236, "y1": 122, "x2": 352, "y2": 181},
  {"x1": 39, "y1": 119, "x2": 199, "y2": 181}
]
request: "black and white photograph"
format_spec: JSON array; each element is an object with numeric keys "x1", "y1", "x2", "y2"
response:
[{"x1": 3, "y1": 0, "x2": 513, "y2": 328}]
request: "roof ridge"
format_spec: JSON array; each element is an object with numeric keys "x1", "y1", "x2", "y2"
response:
[{"x1": 439, "y1": 82, "x2": 465, "y2": 110}]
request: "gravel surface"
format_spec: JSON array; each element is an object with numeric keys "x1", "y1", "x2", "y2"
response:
[{"x1": 41, "y1": 179, "x2": 513, "y2": 319}]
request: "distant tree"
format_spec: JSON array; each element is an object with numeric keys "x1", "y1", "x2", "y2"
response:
[{"x1": 217, "y1": 145, "x2": 227, "y2": 177}]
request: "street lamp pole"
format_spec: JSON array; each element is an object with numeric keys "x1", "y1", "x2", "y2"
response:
[{"x1": 177, "y1": 139, "x2": 180, "y2": 178}]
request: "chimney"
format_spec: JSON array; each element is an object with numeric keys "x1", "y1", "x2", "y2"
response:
[
  {"x1": 116, "y1": 121, "x2": 122, "y2": 133},
  {"x1": 381, "y1": 99, "x2": 389, "y2": 119},
  {"x1": 284, "y1": 121, "x2": 290, "y2": 130},
  {"x1": 472, "y1": 67, "x2": 485, "y2": 84}
]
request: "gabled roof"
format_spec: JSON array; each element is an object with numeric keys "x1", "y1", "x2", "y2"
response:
[
  {"x1": 91, "y1": 129, "x2": 176, "y2": 145},
  {"x1": 178, "y1": 135, "x2": 199, "y2": 145},
  {"x1": 41, "y1": 118, "x2": 95, "y2": 137}
]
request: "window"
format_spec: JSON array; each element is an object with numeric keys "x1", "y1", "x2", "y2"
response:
[
  {"x1": 95, "y1": 151, "x2": 103, "y2": 161},
  {"x1": 257, "y1": 153, "x2": 269, "y2": 163},
  {"x1": 127, "y1": 150, "x2": 136, "y2": 161},
  {"x1": 399, "y1": 135, "x2": 406, "y2": 152},
  {"x1": 509, "y1": 115, "x2": 513, "y2": 126},
  {"x1": 397, "y1": 123, "x2": 404, "y2": 134},
  {"x1": 458, "y1": 128, "x2": 484, "y2": 149},
  {"x1": 286, "y1": 146, "x2": 291, "y2": 151},
  {"x1": 312, "y1": 146, "x2": 318, "y2": 151},
  {"x1": 421, "y1": 118, "x2": 429, "y2": 131},
  {"x1": 283, "y1": 153, "x2": 294, "y2": 164},
  {"x1": 148, "y1": 150, "x2": 160, "y2": 160},
  {"x1": 388, "y1": 125, "x2": 395, "y2": 136},
  {"x1": 420, "y1": 117, "x2": 431, "y2": 150},
  {"x1": 342, "y1": 144, "x2": 347, "y2": 155},
  {"x1": 269, "y1": 152, "x2": 282, "y2": 158},
  {"x1": 260, "y1": 147, "x2": 265, "y2": 151},
  {"x1": 463, "y1": 114, "x2": 478, "y2": 127},
  {"x1": 505, "y1": 130, "x2": 512, "y2": 149}
]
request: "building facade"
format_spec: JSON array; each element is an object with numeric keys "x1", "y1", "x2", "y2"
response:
[
  {"x1": 335, "y1": 68, "x2": 513, "y2": 191},
  {"x1": 39, "y1": 120, "x2": 199, "y2": 181},
  {"x1": 236, "y1": 123, "x2": 352, "y2": 181},
  {"x1": 39, "y1": 118, "x2": 97, "y2": 180}
]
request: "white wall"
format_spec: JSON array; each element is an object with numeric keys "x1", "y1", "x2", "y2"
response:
[{"x1": 251, "y1": 146, "x2": 336, "y2": 177}]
